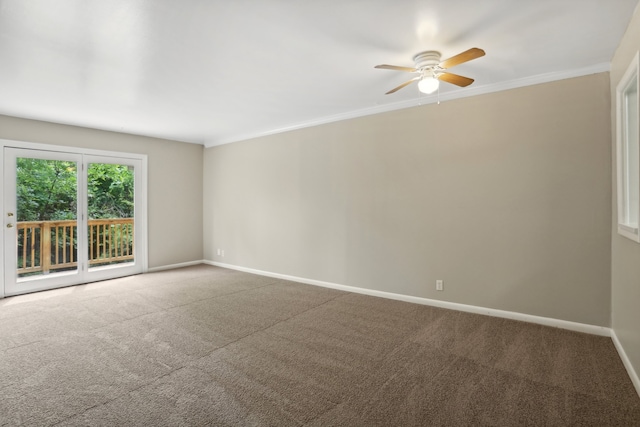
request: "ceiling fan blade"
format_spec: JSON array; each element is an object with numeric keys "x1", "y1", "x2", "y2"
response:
[
  {"x1": 386, "y1": 77, "x2": 420, "y2": 94},
  {"x1": 438, "y1": 72, "x2": 475, "y2": 87},
  {"x1": 439, "y1": 48, "x2": 485, "y2": 69},
  {"x1": 375, "y1": 64, "x2": 417, "y2": 72}
]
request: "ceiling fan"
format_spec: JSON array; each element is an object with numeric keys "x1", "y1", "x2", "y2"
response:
[{"x1": 375, "y1": 47, "x2": 485, "y2": 95}]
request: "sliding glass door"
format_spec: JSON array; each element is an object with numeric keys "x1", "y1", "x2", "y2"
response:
[{"x1": 3, "y1": 148, "x2": 145, "y2": 296}]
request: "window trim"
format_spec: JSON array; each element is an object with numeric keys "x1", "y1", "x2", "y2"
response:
[{"x1": 616, "y1": 51, "x2": 640, "y2": 242}]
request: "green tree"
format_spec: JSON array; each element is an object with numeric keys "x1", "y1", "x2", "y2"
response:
[
  {"x1": 17, "y1": 159, "x2": 77, "y2": 221},
  {"x1": 87, "y1": 163, "x2": 134, "y2": 219},
  {"x1": 16, "y1": 159, "x2": 134, "y2": 221}
]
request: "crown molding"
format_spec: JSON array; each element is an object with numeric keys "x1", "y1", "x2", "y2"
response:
[{"x1": 205, "y1": 62, "x2": 611, "y2": 148}]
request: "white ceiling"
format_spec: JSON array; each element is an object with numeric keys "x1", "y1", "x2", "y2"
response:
[{"x1": 0, "y1": 0, "x2": 638, "y2": 146}]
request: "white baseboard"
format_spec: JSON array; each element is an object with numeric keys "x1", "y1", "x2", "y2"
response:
[
  {"x1": 147, "y1": 260, "x2": 205, "y2": 273},
  {"x1": 207, "y1": 261, "x2": 610, "y2": 337},
  {"x1": 611, "y1": 330, "x2": 640, "y2": 398}
]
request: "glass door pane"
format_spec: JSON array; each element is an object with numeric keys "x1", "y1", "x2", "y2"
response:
[
  {"x1": 4, "y1": 148, "x2": 83, "y2": 296},
  {"x1": 16, "y1": 157, "x2": 79, "y2": 278},
  {"x1": 87, "y1": 162, "x2": 135, "y2": 270}
]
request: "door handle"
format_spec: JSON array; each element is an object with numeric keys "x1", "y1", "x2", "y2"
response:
[
  {"x1": 7, "y1": 212, "x2": 13, "y2": 217},
  {"x1": 6, "y1": 223, "x2": 14, "y2": 228}
]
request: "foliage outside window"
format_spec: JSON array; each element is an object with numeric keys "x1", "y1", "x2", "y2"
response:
[
  {"x1": 16, "y1": 160, "x2": 134, "y2": 221},
  {"x1": 616, "y1": 51, "x2": 640, "y2": 242}
]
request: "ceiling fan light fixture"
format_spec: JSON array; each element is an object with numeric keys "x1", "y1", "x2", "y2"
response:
[{"x1": 418, "y1": 75, "x2": 439, "y2": 94}]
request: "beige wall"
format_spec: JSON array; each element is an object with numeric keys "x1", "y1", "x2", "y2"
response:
[
  {"x1": 611, "y1": 4, "x2": 640, "y2": 386},
  {"x1": 0, "y1": 115, "x2": 204, "y2": 269},
  {"x1": 204, "y1": 72, "x2": 612, "y2": 326}
]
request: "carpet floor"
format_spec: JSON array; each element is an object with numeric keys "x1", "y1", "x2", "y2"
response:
[{"x1": 0, "y1": 264, "x2": 638, "y2": 426}]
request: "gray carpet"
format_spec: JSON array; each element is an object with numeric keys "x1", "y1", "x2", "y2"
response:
[{"x1": 0, "y1": 265, "x2": 638, "y2": 426}]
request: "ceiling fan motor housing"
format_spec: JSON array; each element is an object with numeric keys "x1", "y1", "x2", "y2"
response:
[{"x1": 413, "y1": 51, "x2": 441, "y2": 71}]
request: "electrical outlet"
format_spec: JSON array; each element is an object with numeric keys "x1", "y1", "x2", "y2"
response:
[
  {"x1": 217, "y1": 248, "x2": 221, "y2": 256},
  {"x1": 221, "y1": 250, "x2": 225, "y2": 257},
  {"x1": 436, "y1": 280, "x2": 444, "y2": 291}
]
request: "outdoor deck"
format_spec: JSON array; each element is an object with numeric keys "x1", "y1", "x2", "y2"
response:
[{"x1": 17, "y1": 218, "x2": 134, "y2": 275}]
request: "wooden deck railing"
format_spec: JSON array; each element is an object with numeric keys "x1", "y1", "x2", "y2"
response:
[{"x1": 17, "y1": 218, "x2": 134, "y2": 275}]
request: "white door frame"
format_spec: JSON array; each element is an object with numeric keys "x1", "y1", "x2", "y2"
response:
[{"x1": 0, "y1": 139, "x2": 148, "y2": 298}]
